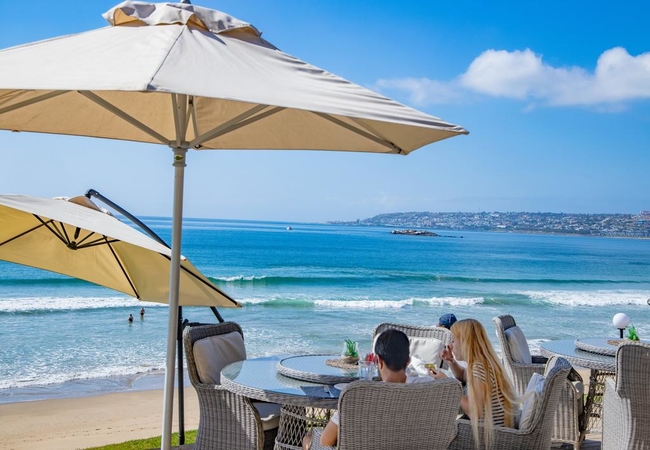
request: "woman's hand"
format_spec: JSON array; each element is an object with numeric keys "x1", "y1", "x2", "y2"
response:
[
  {"x1": 440, "y1": 344, "x2": 454, "y2": 364},
  {"x1": 428, "y1": 368, "x2": 448, "y2": 380}
]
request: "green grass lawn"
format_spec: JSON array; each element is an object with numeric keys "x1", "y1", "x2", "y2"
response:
[{"x1": 86, "y1": 430, "x2": 196, "y2": 450}]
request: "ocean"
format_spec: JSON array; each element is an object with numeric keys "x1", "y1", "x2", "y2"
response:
[{"x1": 1, "y1": 218, "x2": 649, "y2": 404}]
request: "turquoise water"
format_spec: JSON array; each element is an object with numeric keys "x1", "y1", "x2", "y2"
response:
[{"x1": 1, "y1": 218, "x2": 649, "y2": 403}]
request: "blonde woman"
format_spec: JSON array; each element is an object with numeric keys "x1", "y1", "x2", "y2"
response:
[{"x1": 430, "y1": 319, "x2": 518, "y2": 448}]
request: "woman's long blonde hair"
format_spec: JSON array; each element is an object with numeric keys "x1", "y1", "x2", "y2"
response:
[{"x1": 451, "y1": 319, "x2": 518, "y2": 449}]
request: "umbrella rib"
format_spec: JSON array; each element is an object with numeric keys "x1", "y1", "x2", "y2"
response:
[
  {"x1": 104, "y1": 236, "x2": 140, "y2": 299},
  {"x1": 0, "y1": 90, "x2": 69, "y2": 117},
  {"x1": 195, "y1": 106, "x2": 285, "y2": 146},
  {"x1": 172, "y1": 94, "x2": 188, "y2": 147},
  {"x1": 311, "y1": 111, "x2": 404, "y2": 154},
  {"x1": 161, "y1": 254, "x2": 240, "y2": 307},
  {"x1": 0, "y1": 220, "x2": 49, "y2": 247},
  {"x1": 58, "y1": 221, "x2": 73, "y2": 244},
  {"x1": 74, "y1": 230, "x2": 98, "y2": 246},
  {"x1": 189, "y1": 104, "x2": 273, "y2": 148},
  {"x1": 35, "y1": 217, "x2": 72, "y2": 246},
  {"x1": 76, "y1": 237, "x2": 120, "y2": 249},
  {"x1": 77, "y1": 91, "x2": 170, "y2": 145},
  {"x1": 190, "y1": 97, "x2": 199, "y2": 140}
]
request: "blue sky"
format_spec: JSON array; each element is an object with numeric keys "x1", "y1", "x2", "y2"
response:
[{"x1": 1, "y1": 0, "x2": 648, "y2": 222}]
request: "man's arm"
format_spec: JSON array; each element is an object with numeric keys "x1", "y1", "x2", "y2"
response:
[{"x1": 320, "y1": 419, "x2": 338, "y2": 446}]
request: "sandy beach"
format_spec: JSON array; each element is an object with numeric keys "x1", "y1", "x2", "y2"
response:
[{"x1": 0, "y1": 387, "x2": 199, "y2": 450}]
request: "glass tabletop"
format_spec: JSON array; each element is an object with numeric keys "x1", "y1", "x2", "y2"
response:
[
  {"x1": 220, "y1": 355, "x2": 342, "y2": 406},
  {"x1": 539, "y1": 339, "x2": 616, "y2": 371}
]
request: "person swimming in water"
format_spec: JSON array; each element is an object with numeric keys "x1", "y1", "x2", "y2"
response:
[
  {"x1": 140, "y1": 307, "x2": 145, "y2": 317},
  {"x1": 128, "y1": 314, "x2": 134, "y2": 323}
]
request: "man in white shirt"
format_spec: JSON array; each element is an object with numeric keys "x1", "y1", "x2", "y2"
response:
[{"x1": 303, "y1": 329, "x2": 434, "y2": 449}]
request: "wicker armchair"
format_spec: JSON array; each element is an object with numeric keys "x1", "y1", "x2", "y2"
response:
[
  {"x1": 494, "y1": 314, "x2": 585, "y2": 448},
  {"x1": 602, "y1": 341, "x2": 650, "y2": 450},
  {"x1": 184, "y1": 322, "x2": 279, "y2": 450},
  {"x1": 372, "y1": 322, "x2": 453, "y2": 369},
  {"x1": 310, "y1": 378, "x2": 462, "y2": 450},
  {"x1": 448, "y1": 356, "x2": 572, "y2": 450}
]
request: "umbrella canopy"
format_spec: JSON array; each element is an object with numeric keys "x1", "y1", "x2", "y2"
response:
[
  {"x1": 0, "y1": 2, "x2": 468, "y2": 447},
  {"x1": 0, "y1": 2, "x2": 467, "y2": 153},
  {"x1": 0, "y1": 194, "x2": 240, "y2": 307}
]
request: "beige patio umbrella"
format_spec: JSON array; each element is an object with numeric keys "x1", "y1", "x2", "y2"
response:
[
  {"x1": 0, "y1": 193, "x2": 240, "y2": 308},
  {"x1": 0, "y1": 2, "x2": 468, "y2": 447}
]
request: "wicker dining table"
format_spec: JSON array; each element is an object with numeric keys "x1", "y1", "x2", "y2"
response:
[
  {"x1": 221, "y1": 355, "x2": 360, "y2": 450},
  {"x1": 540, "y1": 338, "x2": 618, "y2": 435}
]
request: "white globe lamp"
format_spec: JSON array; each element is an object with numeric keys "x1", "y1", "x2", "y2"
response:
[{"x1": 613, "y1": 313, "x2": 630, "y2": 338}]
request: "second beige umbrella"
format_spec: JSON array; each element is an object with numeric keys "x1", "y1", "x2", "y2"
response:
[{"x1": 0, "y1": 193, "x2": 240, "y2": 308}]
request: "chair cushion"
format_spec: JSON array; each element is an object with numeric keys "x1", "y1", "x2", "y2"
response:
[
  {"x1": 518, "y1": 372, "x2": 545, "y2": 429},
  {"x1": 253, "y1": 402, "x2": 281, "y2": 430},
  {"x1": 373, "y1": 333, "x2": 444, "y2": 367},
  {"x1": 193, "y1": 331, "x2": 246, "y2": 384},
  {"x1": 504, "y1": 326, "x2": 532, "y2": 364},
  {"x1": 408, "y1": 337, "x2": 444, "y2": 367}
]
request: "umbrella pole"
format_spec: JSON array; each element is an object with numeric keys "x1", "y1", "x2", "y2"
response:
[
  {"x1": 161, "y1": 147, "x2": 188, "y2": 450},
  {"x1": 211, "y1": 306, "x2": 225, "y2": 322},
  {"x1": 177, "y1": 305, "x2": 185, "y2": 445}
]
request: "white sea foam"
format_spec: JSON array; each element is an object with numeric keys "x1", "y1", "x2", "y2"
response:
[
  {"x1": 0, "y1": 296, "x2": 164, "y2": 313},
  {"x1": 215, "y1": 275, "x2": 268, "y2": 282},
  {"x1": 312, "y1": 296, "x2": 484, "y2": 309},
  {"x1": 237, "y1": 297, "x2": 275, "y2": 305},
  {"x1": 419, "y1": 296, "x2": 485, "y2": 307},
  {"x1": 237, "y1": 296, "x2": 486, "y2": 308},
  {"x1": 314, "y1": 299, "x2": 415, "y2": 309},
  {"x1": 527, "y1": 338, "x2": 548, "y2": 356},
  {"x1": 516, "y1": 289, "x2": 650, "y2": 307},
  {"x1": 0, "y1": 364, "x2": 165, "y2": 390}
]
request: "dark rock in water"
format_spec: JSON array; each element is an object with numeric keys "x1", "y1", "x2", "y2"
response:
[{"x1": 391, "y1": 229, "x2": 439, "y2": 237}]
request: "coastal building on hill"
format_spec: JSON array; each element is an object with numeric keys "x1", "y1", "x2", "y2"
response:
[{"x1": 329, "y1": 211, "x2": 650, "y2": 238}]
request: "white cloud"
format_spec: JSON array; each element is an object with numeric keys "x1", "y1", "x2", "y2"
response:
[
  {"x1": 375, "y1": 47, "x2": 650, "y2": 109},
  {"x1": 460, "y1": 47, "x2": 650, "y2": 106}
]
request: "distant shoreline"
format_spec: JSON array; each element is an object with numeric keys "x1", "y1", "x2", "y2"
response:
[
  {"x1": 327, "y1": 210, "x2": 650, "y2": 239},
  {"x1": 327, "y1": 223, "x2": 650, "y2": 240}
]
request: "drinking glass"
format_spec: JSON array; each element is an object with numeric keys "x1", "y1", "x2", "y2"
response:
[{"x1": 358, "y1": 361, "x2": 375, "y2": 380}]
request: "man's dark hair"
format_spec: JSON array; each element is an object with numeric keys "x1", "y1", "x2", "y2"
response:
[{"x1": 374, "y1": 329, "x2": 410, "y2": 371}]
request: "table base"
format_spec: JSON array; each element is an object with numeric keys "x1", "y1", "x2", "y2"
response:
[
  {"x1": 583, "y1": 369, "x2": 615, "y2": 435},
  {"x1": 274, "y1": 405, "x2": 333, "y2": 450}
]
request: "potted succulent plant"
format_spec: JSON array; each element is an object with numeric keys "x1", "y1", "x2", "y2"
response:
[
  {"x1": 627, "y1": 325, "x2": 640, "y2": 341},
  {"x1": 341, "y1": 339, "x2": 359, "y2": 363}
]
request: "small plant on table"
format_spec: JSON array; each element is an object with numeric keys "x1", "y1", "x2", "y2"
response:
[
  {"x1": 627, "y1": 325, "x2": 640, "y2": 341},
  {"x1": 341, "y1": 339, "x2": 359, "y2": 363}
]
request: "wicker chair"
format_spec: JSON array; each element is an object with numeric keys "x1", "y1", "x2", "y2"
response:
[
  {"x1": 602, "y1": 341, "x2": 650, "y2": 450},
  {"x1": 494, "y1": 314, "x2": 585, "y2": 448},
  {"x1": 184, "y1": 322, "x2": 279, "y2": 450},
  {"x1": 310, "y1": 378, "x2": 462, "y2": 450},
  {"x1": 448, "y1": 356, "x2": 572, "y2": 450},
  {"x1": 372, "y1": 322, "x2": 453, "y2": 369}
]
